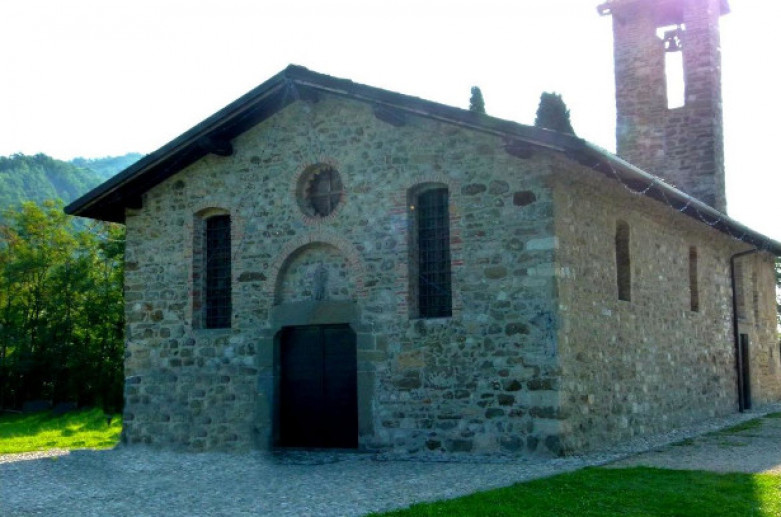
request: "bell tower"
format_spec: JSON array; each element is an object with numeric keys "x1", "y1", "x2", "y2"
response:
[{"x1": 599, "y1": 0, "x2": 729, "y2": 212}]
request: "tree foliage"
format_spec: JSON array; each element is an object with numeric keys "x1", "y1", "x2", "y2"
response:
[
  {"x1": 0, "y1": 200, "x2": 125, "y2": 411},
  {"x1": 534, "y1": 92, "x2": 576, "y2": 135},
  {"x1": 469, "y1": 86, "x2": 486, "y2": 114}
]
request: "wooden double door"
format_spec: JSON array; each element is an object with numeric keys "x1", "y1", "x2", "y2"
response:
[{"x1": 279, "y1": 325, "x2": 358, "y2": 448}]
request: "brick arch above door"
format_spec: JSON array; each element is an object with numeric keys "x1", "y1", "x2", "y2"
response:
[{"x1": 264, "y1": 231, "x2": 367, "y2": 303}]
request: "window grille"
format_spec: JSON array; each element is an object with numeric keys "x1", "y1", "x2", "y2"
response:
[
  {"x1": 205, "y1": 215, "x2": 231, "y2": 328},
  {"x1": 308, "y1": 166, "x2": 343, "y2": 217},
  {"x1": 417, "y1": 188, "x2": 452, "y2": 318}
]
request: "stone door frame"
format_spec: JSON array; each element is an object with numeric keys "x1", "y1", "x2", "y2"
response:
[{"x1": 254, "y1": 300, "x2": 373, "y2": 449}]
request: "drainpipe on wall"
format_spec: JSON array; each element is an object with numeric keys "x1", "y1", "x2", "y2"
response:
[{"x1": 730, "y1": 248, "x2": 759, "y2": 412}]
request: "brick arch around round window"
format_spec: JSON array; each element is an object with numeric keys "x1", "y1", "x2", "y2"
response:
[
  {"x1": 265, "y1": 231, "x2": 366, "y2": 304},
  {"x1": 289, "y1": 157, "x2": 350, "y2": 225}
]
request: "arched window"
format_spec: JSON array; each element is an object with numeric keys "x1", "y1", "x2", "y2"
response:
[
  {"x1": 615, "y1": 220, "x2": 631, "y2": 302},
  {"x1": 409, "y1": 185, "x2": 452, "y2": 318},
  {"x1": 734, "y1": 261, "x2": 746, "y2": 320},
  {"x1": 193, "y1": 210, "x2": 232, "y2": 329},
  {"x1": 751, "y1": 269, "x2": 759, "y2": 321},
  {"x1": 205, "y1": 215, "x2": 232, "y2": 328}
]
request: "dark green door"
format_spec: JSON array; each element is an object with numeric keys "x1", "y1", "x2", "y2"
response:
[
  {"x1": 279, "y1": 325, "x2": 358, "y2": 448},
  {"x1": 740, "y1": 334, "x2": 752, "y2": 410}
]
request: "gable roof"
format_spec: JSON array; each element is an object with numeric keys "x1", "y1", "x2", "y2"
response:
[{"x1": 64, "y1": 65, "x2": 781, "y2": 255}]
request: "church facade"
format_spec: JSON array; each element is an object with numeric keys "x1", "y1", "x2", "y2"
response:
[{"x1": 66, "y1": 0, "x2": 781, "y2": 455}]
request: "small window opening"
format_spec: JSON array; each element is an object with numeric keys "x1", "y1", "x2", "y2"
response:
[
  {"x1": 751, "y1": 270, "x2": 760, "y2": 322},
  {"x1": 615, "y1": 220, "x2": 631, "y2": 302},
  {"x1": 689, "y1": 246, "x2": 699, "y2": 312},
  {"x1": 734, "y1": 261, "x2": 746, "y2": 320},
  {"x1": 658, "y1": 24, "x2": 686, "y2": 109}
]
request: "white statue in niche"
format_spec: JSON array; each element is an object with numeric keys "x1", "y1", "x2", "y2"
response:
[{"x1": 312, "y1": 262, "x2": 328, "y2": 301}]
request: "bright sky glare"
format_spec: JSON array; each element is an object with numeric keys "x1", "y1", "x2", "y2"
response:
[{"x1": 0, "y1": 1, "x2": 778, "y2": 240}]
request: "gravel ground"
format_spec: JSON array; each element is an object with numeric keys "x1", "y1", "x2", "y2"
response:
[
  {"x1": 2, "y1": 404, "x2": 779, "y2": 517},
  {"x1": 607, "y1": 410, "x2": 781, "y2": 474}
]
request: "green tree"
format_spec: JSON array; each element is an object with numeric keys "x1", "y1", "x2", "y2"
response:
[
  {"x1": 534, "y1": 92, "x2": 576, "y2": 135},
  {"x1": 0, "y1": 200, "x2": 124, "y2": 411},
  {"x1": 469, "y1": 86, "x2": 486, "y2": 114}
]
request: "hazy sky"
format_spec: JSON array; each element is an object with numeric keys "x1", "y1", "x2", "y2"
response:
[{"x1": 0, "y1": 1, "x2": 779, "y2": 240}]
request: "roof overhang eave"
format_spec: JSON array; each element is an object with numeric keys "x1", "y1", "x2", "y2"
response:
[
  {"x1": 64, "y1": 71, "x2": 294, "y2": 222},
  {"x1": 576, "y1": 142, "x2": 781, "y2": 256}
]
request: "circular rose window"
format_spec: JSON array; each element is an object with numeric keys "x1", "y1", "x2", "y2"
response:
[{"x1": 297, "y1": 163, "x2": 344, "y2": 218}]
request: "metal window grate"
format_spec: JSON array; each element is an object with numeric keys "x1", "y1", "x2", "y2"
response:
[
  {"x1": 417, "y1": 188, "x2": 452, "y2": 318},
  {"x1": 308, "y1": 166, "x2": 343, "y2": 217},
  {"x1": 205, "y1": 215, "x2": 231, "y2": 328}
]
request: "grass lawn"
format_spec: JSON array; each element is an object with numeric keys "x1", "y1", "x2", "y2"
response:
[
  {"x1": 0, "y1": 408, "x2": 121, "y2": 454},
  {"x1": 374, "y1": 467, "x2": 781, "y2": 517}
]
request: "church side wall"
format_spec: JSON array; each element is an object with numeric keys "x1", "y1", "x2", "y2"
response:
[
  {"x1": 553, "y1": 167, "x2": 781, "y2": 452},
  {"x1": 122, "y1": 95, "x2": 564, "y2": 454},
  {"x1": 740, "y1": 252, "x2": 781, "y2": 406}
]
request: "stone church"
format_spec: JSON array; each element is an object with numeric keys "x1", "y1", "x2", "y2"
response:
[{"x1": 67, "y1": 0, "x2": 781, "y2": 455}]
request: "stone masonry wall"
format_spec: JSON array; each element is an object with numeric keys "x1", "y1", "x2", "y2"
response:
[
  {"x1": 123, "y1": 94, "x2": 564, "y2": 454},
  {"x1": 736, "y1": 252, "x2": 781, "y2": 406},
  {"x1": 553, "y1": 165, "x2": 781, "y2": 453}
]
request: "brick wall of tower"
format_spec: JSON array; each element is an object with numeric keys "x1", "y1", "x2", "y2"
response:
[{"x1": 608, "y1": 0, "x2": 727, "y2": 212}]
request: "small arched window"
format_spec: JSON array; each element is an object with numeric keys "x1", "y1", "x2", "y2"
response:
[
  {"x1": 751, "y1": 269, "x2": 759, "y2": 321},
  {"x1": 689, "y1": 246, "x2": 699, "y2": 312},
  {"x1": 734, "y1": 261, "x2": 746, "y2": 320},
  {"x1": 205, "y1": 215, "x2": 232, "y2": 328},
  {"x1": 615, "y1": 220, "x2": 631, "y2": 302}
]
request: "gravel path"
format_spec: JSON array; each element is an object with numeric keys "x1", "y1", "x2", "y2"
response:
[
  {"x1": 607, "y1": 411, "x2": 781, "y2": 474},
  {"x1": 2, "y1": 405, "x2": 779, "y2": 516}
]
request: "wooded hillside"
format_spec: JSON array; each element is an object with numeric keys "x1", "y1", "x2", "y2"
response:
[
  {"x1": 70, "y1": 153, "x2": 142, "y2": 182},
  {"x1": 0, "y1": 152, "x2": 140, "y2": 210}
]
